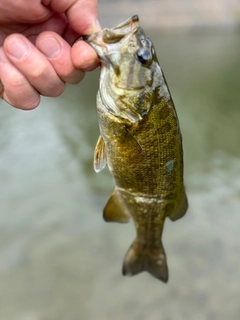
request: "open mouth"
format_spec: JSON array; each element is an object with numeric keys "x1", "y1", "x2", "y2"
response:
[{"x1": 83, "y1": 15, "x2": 140, "y2": 48}]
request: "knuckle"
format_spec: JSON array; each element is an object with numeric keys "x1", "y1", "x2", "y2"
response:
[
  {"x1": 28, "y1": 66, "x2": 65, "y2": 97},
  {"x1": 31, "y1": 64, "x2": 48, "y2": 80},
  {"x1": 65, "y1": 70, "x2": 85, "y2": 84},
  {"x1": 24, "y1": 98, "x2": 40, "y2": 110},
  {"x1": 8, "y1": 73, "x2": 27, "y2": 91},
  {"x1": 4, "y1": 91, "x2": 40, "y2": 110},
  {"x1": 18, "y1": 96, "x2": 40, "y2": 110},
  {"x1": 3, "y1": 73, "x2": 41, "y2": 109},
  {"x1": 49, "y1": 82, "x2": 65, "y2": 97}
]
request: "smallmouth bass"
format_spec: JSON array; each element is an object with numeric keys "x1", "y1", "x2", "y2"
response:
[{"x1": 85, "y1": 15, "x2": 188, "y2": 282}]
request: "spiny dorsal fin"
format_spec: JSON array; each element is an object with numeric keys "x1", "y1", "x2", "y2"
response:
[
  {"x1": 103, "y1": 189, "x2": 130, "y2": 223},
  {"x1": 94, "y1": 135, "x2": 107, "y2": 173}
]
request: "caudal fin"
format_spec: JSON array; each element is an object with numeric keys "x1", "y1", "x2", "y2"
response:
[{"x1": 122, "y1": 240, "x2": 168, "y2": 282}]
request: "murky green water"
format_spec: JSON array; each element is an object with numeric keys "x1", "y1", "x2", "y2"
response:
[{"x1": 1, "y1": 29, "x2": 240, "y2": 320}]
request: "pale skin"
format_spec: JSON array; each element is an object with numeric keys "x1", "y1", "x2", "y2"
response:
[{"x1": 0, "y1": 0, "x2": 100, "y2": 109}]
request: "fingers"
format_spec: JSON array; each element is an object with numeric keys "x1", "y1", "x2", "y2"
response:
[
  {"x1": 36, "y1": 31, "x2": 85, "y2": 84},
  {"x1": 0, "y1": 0, "x2": 52, "y2": 24},
  {"x1": 72, "y1": 40, "x2": 100, "y2": 71},
  {"x1": 0, "y1": 1, "x2": 101, "y2": 110},
  {"x1": 22, "y1": 13, "x2": 69, "y2": 44},
  {"x1": 1, "y1": 31, "x2": 95, "y2": 109},
  {"x1": 0, "y1": 48, "x2": 40, "y2": 109},
  {"x1": 3, "y1": 34, "x2": 65, "y2": 97},
  {"x1": 48, "y1": 0, "x2": 100, "y2": 34}
]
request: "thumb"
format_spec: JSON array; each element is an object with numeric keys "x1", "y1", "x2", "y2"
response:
[{"x1": 46, "y1": 0, "x2": 101, "y2": 35}]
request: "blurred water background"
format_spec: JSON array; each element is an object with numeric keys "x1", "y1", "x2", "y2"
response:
[{"x1": 1, "y1": 1, "x2": 240, "y2": 319}]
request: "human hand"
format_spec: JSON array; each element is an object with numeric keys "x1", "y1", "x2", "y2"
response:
[{"x1": 0, "y1": 0, "x2": 100, "y2": 109}]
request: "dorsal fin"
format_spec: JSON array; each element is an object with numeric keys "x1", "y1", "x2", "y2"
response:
[
  {"x1": 103, "y1": 189, "x2": 130, "y2": 223},
  {"x1": 94, "y1": 135, "x2": 107, "y2": 173}
]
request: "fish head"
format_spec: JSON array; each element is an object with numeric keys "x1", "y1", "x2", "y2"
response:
[
  {"x1": 84, "y1": 15, "x2": 166, "y2": 122},
  {"x1": 85, "y1": 15, "x2": 158, "y2": 91}
]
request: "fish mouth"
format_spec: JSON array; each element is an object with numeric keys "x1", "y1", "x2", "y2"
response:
[{"x1": 83, "y1": 15, "x2": 139, "y2": 53}]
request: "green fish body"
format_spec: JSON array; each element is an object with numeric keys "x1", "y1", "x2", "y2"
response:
[{"x1": 85, "y1": 15, "x2": 188, "y2": 282}]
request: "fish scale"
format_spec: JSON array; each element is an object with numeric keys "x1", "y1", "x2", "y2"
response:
[{"x1": 85, "y1": 15, "x2": 188, "y2": 282}]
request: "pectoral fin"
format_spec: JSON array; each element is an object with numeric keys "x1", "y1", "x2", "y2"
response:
[
  {"x1": 103, "y1": 189, "x2": 130, "y2": 223},
  {"x1": 119, "y1": 107, "x2": 143, "y2": 123},
  {"x1": 101, "y1": 83, "x2": 142, "y2": 123},
  {"x1": 94, "y1": 135, "x2": 107, "y2": 173}
]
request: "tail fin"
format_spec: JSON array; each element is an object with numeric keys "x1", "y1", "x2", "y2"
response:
[{"x1": 122, "y1": 240, "x2": 168, "y2": 283}]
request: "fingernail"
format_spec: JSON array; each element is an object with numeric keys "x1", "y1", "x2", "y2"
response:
[
  {"x1": 39, "y1": 37, "x2": 61, "y2": 59},
  {"x1": 86, "y1": 19, "x2": 102, "y2": 34},
  {"x1": 94, "y1": 19, "x2": 102, "y2": 31},
  {"x1": 6, "y1": 38, "x2": 29, "y2": 59}
]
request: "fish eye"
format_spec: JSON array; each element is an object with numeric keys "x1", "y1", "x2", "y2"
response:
[{"x1": 136, "y1": 48, "x2": 151, "y2": 64}]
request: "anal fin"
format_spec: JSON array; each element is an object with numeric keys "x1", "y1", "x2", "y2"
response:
[
  {"x1": 168, "y1": 192, "x2": 188, "y2": 221},
  {"x1": 103, "y1": 189, "x2": 130, "y2": 223}
]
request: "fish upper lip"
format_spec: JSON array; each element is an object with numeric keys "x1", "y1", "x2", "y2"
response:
[
  {"x1": 112, "y1": 14, "x2": 139, "y2": 30},
  {"x1": 83, "y1": 15, "x2": 139, "y2": 42},
  {"x1": 83, "y1": 15, "x2": 139, "y2": 48}
]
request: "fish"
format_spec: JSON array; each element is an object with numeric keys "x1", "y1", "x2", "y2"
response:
[{"x1": 85, "y1": 15, "x2": 188, "y2": 282}]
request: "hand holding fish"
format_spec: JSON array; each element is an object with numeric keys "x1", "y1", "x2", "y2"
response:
[{"x1": 0, "y1": 0, "x2": 100, "y2": 109}]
